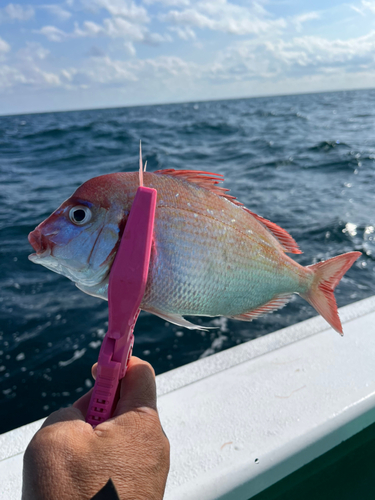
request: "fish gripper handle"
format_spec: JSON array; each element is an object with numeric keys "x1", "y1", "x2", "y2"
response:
[
  {"x1": 85, "y1": 333, "x2": 134, "y2": 425},
  {"x1": 85, "y1": 186, "x2": 157, "y2": 427}
]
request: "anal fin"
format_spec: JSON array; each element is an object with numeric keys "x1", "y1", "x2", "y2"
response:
[{"x1": 229, "y1": 294, "x2": 293, "y2": 322}]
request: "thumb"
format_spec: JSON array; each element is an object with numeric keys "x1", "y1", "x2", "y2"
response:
[{"x1": 113, "y1": 356, "x2": 157, "y2": 417}]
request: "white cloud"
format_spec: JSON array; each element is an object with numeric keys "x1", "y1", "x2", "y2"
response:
[
  {"x1": 350, "y1": 4, "x2": 364, "y2": 15},
  {"x1": 144, "y1": 0, "x2": 190, "y2": 5},
  {"x1": 4, "y1": 22, "x2": 375, "y2": 108},
  {"x1": 164, "y1": 8, "x2": 213, "y2": 29},
  {"x1": 292, "y1": 12, "x2": 320, "y2": 32},
  {"x1": 0, "y1": 3, "x2": 34, "y2": 22},
  {"x1": 162, "y1": 1, "x2": 287, "y2": 35},
  {"x1": 40, "y1": 5, "x2": 72, "y2": 21},
  {"x1": 359, "y1": 0, "x2": 375, "y2": 13},
  {"x1": 75, "y1": 20, "x2": 104, "y2": 36},
  {"x1": 59, "y1": 53, "x2": 195, "y2": 87},
  {"x1": 81, "y1": 0, "x2": 149, "y2": 23},
  {"x1": 72, "y1": 17, "x2": 147, "y2": 42},
  {"x1": 145, "y1": 31, "x2": 172, "y2": 43},
  {"x1": 37, "y1": 25, "x2": 68, "y2": 42},
  {"x1": 209, "y1": 30, "x2": 375, "y2": 84},
  {"x1": 40, "y1": 70, "x2": 61, "y2": 85},
  {"x1": 0, "y1": 41, "x2": 61, "y2": 91},
  {"x1": 124, "y1": 41, "x2": 136, "y2": 55},
  {"x1": 169, "y1": 25, "x2": 196, "y2": 40},
  {"x1": 0, "y1": 66, "x2": 27, "y2": 88},
  {"x1": 141, "y1": 54, "x2": 193, "y2": 76},
  {"x1": 266, "y1": 32, "x2": 375, "y2": 69},
  {"x1": 0, "y1": 37, "x2": 11, "y2": 53},
  {"x1": 17, "y1": 42, "x2": 50, "y2": 61},
  {"x1": 38, "y1": 16, "x2": 171, "y2": 45},
  {"x1": 61, "y1": 68, "x2": 76, "y2": 81},
  {"x1": 2, "y1": 0, "x2": 375, "y2": 113},
  {"x1": 79, "y1": 55, "x2": 139, "y2": 83},
  {"x1": 97, "y1": 17, "x2": 146, "y2": 39}
]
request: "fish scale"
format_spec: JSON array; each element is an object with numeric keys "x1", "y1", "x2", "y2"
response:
[
  {"x1": 141, "y1": 175, "x2": 309, "y2": 318},
  {"x1": 28, "y1": 169, "x2": 361, "y2": 333}
]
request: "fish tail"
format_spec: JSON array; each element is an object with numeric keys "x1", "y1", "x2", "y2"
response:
[{"x1": 301, "y1": 251, "x2": 361, "y2": 335}]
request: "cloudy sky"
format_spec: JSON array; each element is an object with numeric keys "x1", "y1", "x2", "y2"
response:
[{"x1": 1, "y1": 0, "x2": 375, "y2": 115}]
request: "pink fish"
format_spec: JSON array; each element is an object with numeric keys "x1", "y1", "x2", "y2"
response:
[{"x1": 28, "y1": 169, "x2": 360, "y2": 334}]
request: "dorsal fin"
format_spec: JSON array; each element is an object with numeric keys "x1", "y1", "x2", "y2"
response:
[
  {"x1": 154, "y1": 169, "x2": 302, "y2": 254},
  {"x1": 243, "y1": 208, "x2": 302, "y2": 254},
  {"x1": 154, "y1": 169, "x2": 227, "y2": 197}
]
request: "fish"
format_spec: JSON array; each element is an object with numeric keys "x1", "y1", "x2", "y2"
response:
[{"x1": 28, "y1": 169, "x2": 361, "y2": 334}]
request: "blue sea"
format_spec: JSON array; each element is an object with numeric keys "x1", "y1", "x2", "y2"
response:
[{"x1": 0, "y1": 90, "x2": 374, "y2": 434}]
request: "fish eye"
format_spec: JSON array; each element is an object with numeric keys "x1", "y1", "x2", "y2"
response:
[{"x1": 69, "y1": 206, "x2": 92, "y2": 225}]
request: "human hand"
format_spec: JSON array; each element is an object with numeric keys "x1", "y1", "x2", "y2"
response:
[{"x1": 22, "y1": 357, "x2": 170, "y2": 500}]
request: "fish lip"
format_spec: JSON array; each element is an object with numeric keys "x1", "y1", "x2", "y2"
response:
[
  {"x1": 28, "y1": 247, "x2": 51, "y2": 260},
  {"x1": 28, "y1": 228, "x2": 55, "y2": 258}
]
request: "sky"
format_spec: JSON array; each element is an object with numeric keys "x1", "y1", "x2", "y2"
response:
[{"x1": 1, "y1": 0, "x2": 375, "y2": 115}]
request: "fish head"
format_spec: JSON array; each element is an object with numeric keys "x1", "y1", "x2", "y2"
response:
[{"x1": 28, "y1": 174, "x2": 130, "y2": 288}]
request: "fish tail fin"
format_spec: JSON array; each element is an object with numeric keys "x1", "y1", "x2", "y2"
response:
[{"x1": 301, "y1": 251, "x2": 361, "y2": 335}]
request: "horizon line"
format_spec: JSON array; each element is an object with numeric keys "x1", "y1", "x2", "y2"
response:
[{"x1": 1, "y1": 85, "x2": 374, "y2": 119}]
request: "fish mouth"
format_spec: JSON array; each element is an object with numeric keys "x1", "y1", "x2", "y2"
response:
[
  {"x1": 27, "y1": 229, "x2": 109, "y2": 288},
  {"x1": 27, "y1": 223, "x2": 114, "y2": 288},
  {"x1": 28, "y1": 248, "x2": 78, "y2": 283},
  {"x1": 28, "y1": 250, "x2": 51, "y2": 263},
  {"x1": 28, "y1": 228, "x2": 52, "y2": 258}
]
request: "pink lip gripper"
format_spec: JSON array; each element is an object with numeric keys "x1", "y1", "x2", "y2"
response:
[{"x1": 86, "y1": 186, "x2": 157, "y2": 427}]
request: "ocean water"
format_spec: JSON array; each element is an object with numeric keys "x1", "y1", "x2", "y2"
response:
[{"x1": 0, "y1": 89, "x2": 374, "y2": 434}]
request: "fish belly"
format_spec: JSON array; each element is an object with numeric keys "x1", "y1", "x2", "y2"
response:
[{"x1": 141, "y1": 205, "x2": 311, "y2": 318}]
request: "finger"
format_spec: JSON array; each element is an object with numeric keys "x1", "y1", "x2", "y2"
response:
[
  {"x1": 113, "y1": 356, "x2": 157, "y2": 417},
  {"x1": 41, "y1": 407, "x2": 86, "y2": 429},
  {"x1": 73, "y1": 387, "x2": 95, "y2": 418},
  {"x1": 72, "y1": 363, "x2": 97, "y2": 417}
]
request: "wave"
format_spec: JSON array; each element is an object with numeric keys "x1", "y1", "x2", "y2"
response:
[
  {"x1": 22, "y1": 123, "x2": 95, "y2": 140},
  {"x1": 309, "y1": 140, "x2": 350, "y2": 151},
  {"x1": 1, "y1": 89, "x2": 374, "y2": 434}
]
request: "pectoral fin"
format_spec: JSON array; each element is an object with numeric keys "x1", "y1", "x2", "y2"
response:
[
  {"x1": 150, "y1": 310, "x2": 214, "y2": 330},
  {"x1": 76, "y1": 279, "x2": 109, "y2": 300}
]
